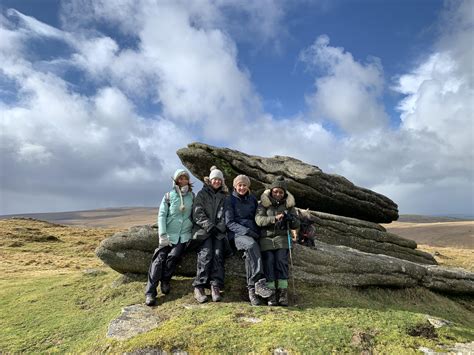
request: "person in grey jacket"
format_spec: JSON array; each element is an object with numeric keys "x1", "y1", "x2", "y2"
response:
[
  {"x1": 192, "y1": 166, "x2": 228, "y2": 303},
  {"x1": 255, "y1": 176, "x2": 300, "y2": 306},
  {"x1": 225, "y1": 175, "x2": 274, "y2": 306},
  {"x1": 145, "y1": 168, "x2": 194, "y2": 306}
]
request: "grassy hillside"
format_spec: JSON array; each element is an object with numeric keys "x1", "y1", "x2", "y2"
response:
[{"x1": 0, "y1": 218, "x2": 473, "y2": 353}]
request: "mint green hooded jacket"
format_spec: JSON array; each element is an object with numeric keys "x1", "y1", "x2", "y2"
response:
[{"x1": 158, "y1": 169, "x2": 194, "y2": 245}]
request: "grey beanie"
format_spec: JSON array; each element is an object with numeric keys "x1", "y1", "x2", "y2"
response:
[
  {"x1": 209, "y1": 166, "x2": 224, "y2": 182},
  {"x1": 270, "y1": 175, "x2": 288, "y2": 191}
]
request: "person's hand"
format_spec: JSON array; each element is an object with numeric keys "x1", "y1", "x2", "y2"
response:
[
  {"x1": 275, "y1": 213, "x2": 285, "y2": 222},
  {"x1": 216, "y1": 221, "x2": 227, "y2": 233},
  {"x1": 208, "y1": 226, "x2": 219, "y2": 236},
  {"x1": 159, "y1": 234, "x2": 170, "y2": 248}
]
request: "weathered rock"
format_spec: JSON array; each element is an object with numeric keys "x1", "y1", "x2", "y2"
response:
[
  {"x1": 107, "y1": 304, "x2": 163, "y2": 340},
  {"x1": 299, "y1": 209, "x2": 436, "y2": 265},
  {"x1": 177, "y1": 142, "x2": 398, "y2": 223},
  {"x1": 95, "y1": 224, "x2": 474, "y2": 294}
]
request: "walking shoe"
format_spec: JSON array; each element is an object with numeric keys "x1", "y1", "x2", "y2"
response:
[
  {"x1": 248, "y1": 288, "x2": 262, "y2": 306},
  {"x1": 254, "y1": 278, "x2": 274, "y2": 298},
  {"x1": 145, "y1": 294, "x2": 157, "y2": 306},
  {"x1": 160, "y1": 280, "x2": 170, "y2": 295},
  {"x1": 194, "y1": 287, "x2": 208, "y2": 304},
  {"x1": 211, "y1": 285, "x2": 222, "y2": 302},
  {"x1": 278, "y1": 288, "x2": 289, "y2": 307},
  {"x1": 267, "y1": 291, "x2": 278, "y2": 306}
]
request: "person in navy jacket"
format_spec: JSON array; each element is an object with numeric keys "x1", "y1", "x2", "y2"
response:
[{"x1": 224, "y1": 175, "x2": 273, "y2": 306}]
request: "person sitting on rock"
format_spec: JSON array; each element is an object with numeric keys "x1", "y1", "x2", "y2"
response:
[
  {"x1": 145, "y1": 168, "x2": 195, "y2": 306},
  {"x1": 224, "y1": 174, "x2": 274, "y2": 306},
  {"x1": 255, "y1": 176, "x2": 300, "y2": 306},
  {"x1": 192, "y1": 166, "x2": 228, "y2": 303}
]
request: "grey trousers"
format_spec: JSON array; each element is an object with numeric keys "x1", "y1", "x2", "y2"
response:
[{"x1": 234, "y1": 234, "x2": 265, "y2": 288}]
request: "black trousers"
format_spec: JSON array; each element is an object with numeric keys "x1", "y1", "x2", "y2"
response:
[
  {"x1": 234, "y1": 235, "x2": 265, "y2": 288},
  {"x1": 262, "y1": 249, "x2": 289, "y2": 283},
  {"x1": 145, "y1": 242, "x2": 186, "y2": 297},
  {"x1": 192, "y1": 235, "x2": 225, "y2": 288}
]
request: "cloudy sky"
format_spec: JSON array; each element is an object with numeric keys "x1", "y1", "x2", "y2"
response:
[{"x1": 1, "y1": 0, "x2": 473, "y2": 216}]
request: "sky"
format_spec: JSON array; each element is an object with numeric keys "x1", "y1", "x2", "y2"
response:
[{"x1": 0, "y1": 0, "x2": 473, "y2": 217}]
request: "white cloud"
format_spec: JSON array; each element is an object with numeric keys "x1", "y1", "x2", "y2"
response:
[
  {"x1": 301, "y1": 35, "x2": 389, "y2": 134},
  {"x1": 1, "y1": 0, "x2": 472, "y2": 218},
  {"x1": 329, "y1": 0, "x2": 474, "y2": 215}
]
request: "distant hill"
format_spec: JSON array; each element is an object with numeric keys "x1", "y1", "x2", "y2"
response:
[
  {"x1": 397, "y1": 214, "x2": 473, "y2": 223},
  {"x1": 0, "y1": 207, "x2": 157, "y2": 229},
  {"x1": 1, "y1": 208, "x2": 473, "y2": 249}
]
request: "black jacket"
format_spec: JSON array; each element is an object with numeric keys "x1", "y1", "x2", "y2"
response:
[{"x1": 193, "y1": 182, "x2": 228, "y2": 240}]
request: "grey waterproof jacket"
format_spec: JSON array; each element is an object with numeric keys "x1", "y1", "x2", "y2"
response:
[{"x1": 193, "y1": 181, "x2": 228, "y2": 240}]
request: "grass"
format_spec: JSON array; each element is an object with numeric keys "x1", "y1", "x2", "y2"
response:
[
  {"x1": 417, "y1": 244, "x2": 474, "y2": 271},
  {"x1": 0, "y1": 218, "x2": 473, "y2": 353}
]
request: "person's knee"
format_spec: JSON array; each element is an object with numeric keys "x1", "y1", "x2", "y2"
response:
[{"x1": 214, "y1": 247, "x2": 224, "y2": 261}]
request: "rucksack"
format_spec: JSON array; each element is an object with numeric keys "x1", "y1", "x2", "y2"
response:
[{"x1": 297, "y1": 216, "x2": 316, "y2": 247}]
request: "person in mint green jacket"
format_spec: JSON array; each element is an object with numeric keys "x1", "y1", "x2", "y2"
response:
[{"x1": 145, "y1": 168, "x2": 194, "y2": 306}]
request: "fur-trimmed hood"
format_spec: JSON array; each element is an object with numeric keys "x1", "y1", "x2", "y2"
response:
[
  {"x1": 203, "y1": 176, "x2": 229, "y2": 193},
  {"x1": 260, "y1": 189, "x2": 295, "y2": 208}
]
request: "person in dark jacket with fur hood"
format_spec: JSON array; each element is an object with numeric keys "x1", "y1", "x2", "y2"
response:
[
  {"x1": 255, "y1": 176, "x2": 300, "y2": 306},
  {"x1": 224, "y1": 175, "x2": 274, "y2": 306},
  {"x1": 192, "y1": 166, "x2": 228, "y2": 303}
]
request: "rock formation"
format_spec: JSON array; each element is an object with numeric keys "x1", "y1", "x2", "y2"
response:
[
  {"x1": 177, "y1": 142, "x2": 398, "y2": 223},
  {"x1": 299, "y1": 210, "x2": 436, "y2": 265},
  {"x1": 95, "y1": 224, "x2": 474, "y2": 294}
]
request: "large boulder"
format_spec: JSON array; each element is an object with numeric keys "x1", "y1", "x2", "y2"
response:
[
  {"x1": 177, "y1": 142, "x2": 398, "y2": 223},
  {"x1": 95, "y1": 224, "x2": 474, "y2": 294}
]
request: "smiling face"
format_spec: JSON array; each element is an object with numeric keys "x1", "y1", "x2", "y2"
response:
[
  {"x1": 235, "y1": 182, "x2": 249, "y2": 196},
  {"x1": 271, "y1": 187, "x2": 285, "y2": 201},
  {"x1": 176, "y1": 174, "x2": 189, "y2": 187},
  {"x1": 210, "y1": 178, "x2": 222, "y2": 190}
]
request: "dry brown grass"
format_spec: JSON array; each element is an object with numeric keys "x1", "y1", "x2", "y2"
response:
[
  {"x1": 417, "y1": 244, "x2": 474, "y2": 271},
  {"x1": 383, "y1": 221, "x2": 474, "y2": 249},
  {"x1": 0, "y1": 218, "x2": 124, "y2": 277}
]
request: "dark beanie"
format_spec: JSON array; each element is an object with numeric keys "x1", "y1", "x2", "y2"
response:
[{"x1": 270, "y1": 175, "x2": 288, "y2": 191}]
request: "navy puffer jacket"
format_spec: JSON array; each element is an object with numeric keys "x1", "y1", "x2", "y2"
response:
[{"x1": 224, "y1": 190, "x2": 260, "y2": 239}]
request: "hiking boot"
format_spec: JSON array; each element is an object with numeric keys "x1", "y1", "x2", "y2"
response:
[
  {"x1": 160, "y1": 280, "x2": 171, "y2": 295},
  {"x1": 248, "y1": 288, "x2": 262, "y2": 306},
  {"x1": 211, "y1": 285, "x2": 222, "y2": 302},
  {"x1": 267, "y1": 291, "x2": 278, "y2": 306},
  {"x1": 254, "y1": 278, "x2": 274, "y2": 298},
  {"x1": 145, "y1": 294, "x2": 157, "y2": 306},
  {"x1": 278, "y1": 288, "x2": 289, "y2": 307},
  {"x1": 194, "y1": 287, "x2": 208, "y2": 304}
]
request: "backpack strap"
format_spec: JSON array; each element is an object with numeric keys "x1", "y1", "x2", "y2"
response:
[{"x1": 165, "y1": 191, "x2": 171, "y2": 207}]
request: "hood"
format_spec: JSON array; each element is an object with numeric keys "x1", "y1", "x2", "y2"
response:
[
  {"x1": 173, "y1": 169, "x2": 190, "y2": 181},
  {"x1": 260, "y1": 189, "x2": 295, "y2": 209}
]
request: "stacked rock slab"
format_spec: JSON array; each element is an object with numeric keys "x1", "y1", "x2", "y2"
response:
[
  {"x1": 95, "y1": 224, "x2": 474, "y2": 294},
  {"x1": 298, "y1": 209, "x2": 436, "y2": 265},
  {"x1": 177, "y1": 142, "x2": 398, "y2": 223}
]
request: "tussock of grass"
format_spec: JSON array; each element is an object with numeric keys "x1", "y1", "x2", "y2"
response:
[{"x1": 0, "y1": 219, "x2": 473, "y2": 353}]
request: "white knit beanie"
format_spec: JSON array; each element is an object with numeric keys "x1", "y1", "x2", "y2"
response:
[{"x1": 209, "y1": 166, "x2": 224, "y2": 182}]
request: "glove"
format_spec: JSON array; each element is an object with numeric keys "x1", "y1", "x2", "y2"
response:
[
  {"x1": 208, "y1": 226, "x2": 219, "y2": 236},
  {"x1": 216, "y1": 221, "x2": 227, "y2": 233},
  {"x1": 159, "y1": 234, "x2": 170, "y2": 248},
  {"x1": 247, "y1": 230, "x2": 260, "y2": 239}
]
